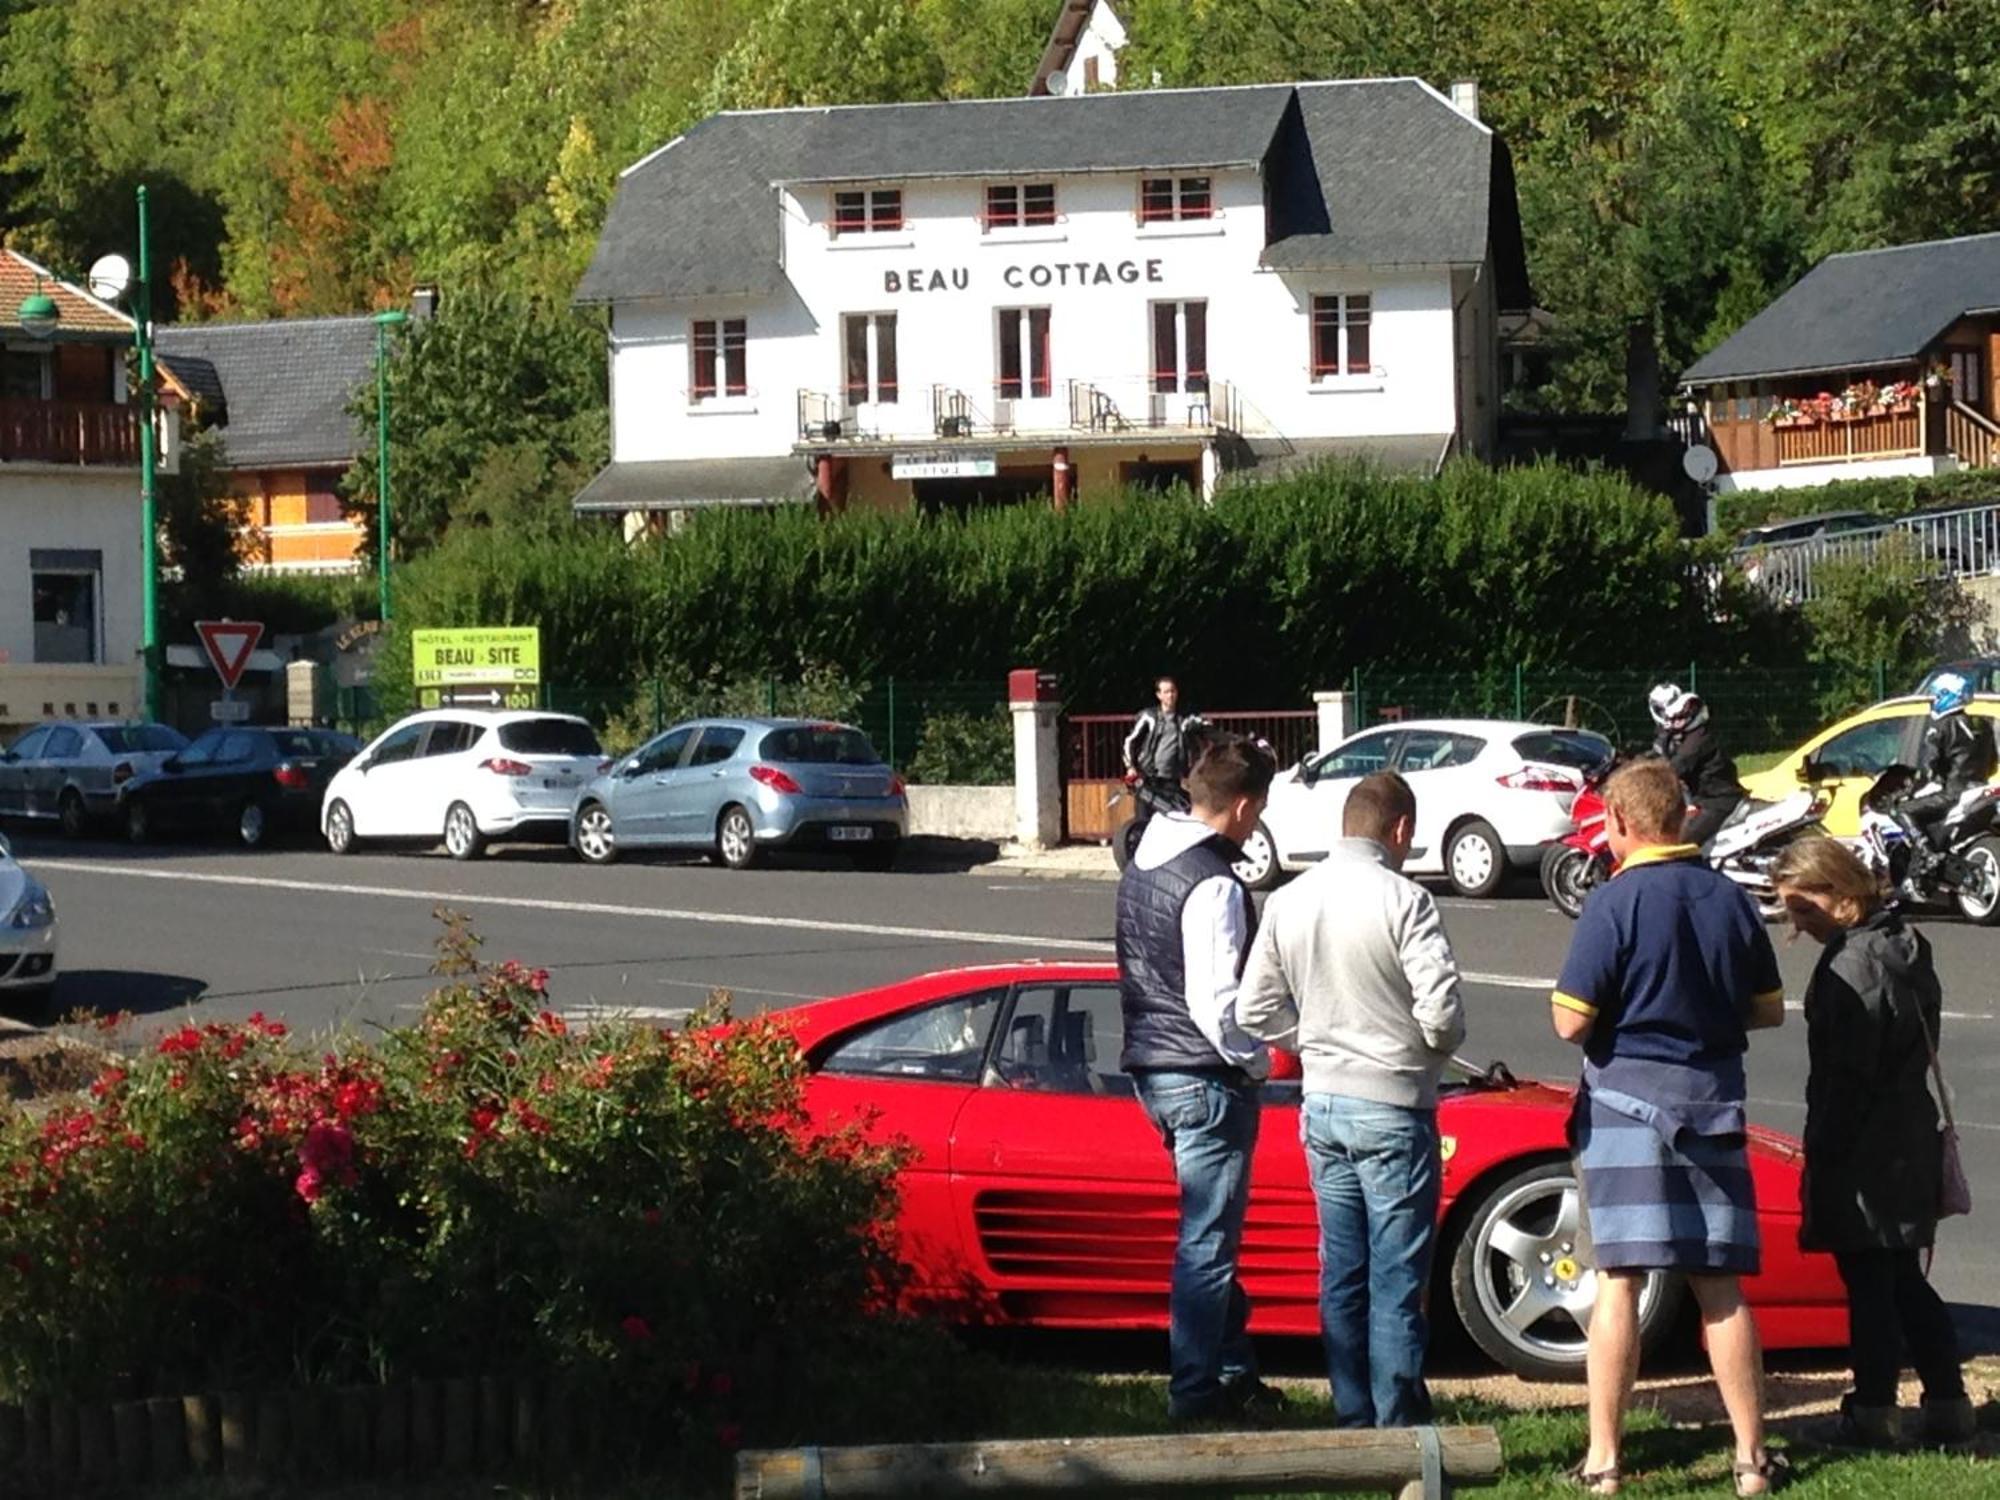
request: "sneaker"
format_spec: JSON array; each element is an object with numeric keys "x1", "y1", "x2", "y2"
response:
[
  {"x1": 1823, "y1": 1393, "x2": 1900, "y2": 1450},
  {"x1": 1918, "y1": 1395, "x2": 1977, "y2": 1447},
  {"x1": 1221, "y1": 1376, "x2": 1288, "y2": 1427}
]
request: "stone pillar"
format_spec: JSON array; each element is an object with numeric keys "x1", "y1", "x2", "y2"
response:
[
  {"x1": 1051, "y1": 447, "x2": 1073, "y2": 512},
  {"x1": 1008, "y1": 668, "x2": 1062, "y2": 849},
  {"x1": 1313, "y1": 689, "x2": 1358, "y2": 754},
  {"x1": 1199, "y1": 443, "x2": 1222, "y2": 501},
  {"x1": 286, "y1": 659, "x2": 325, "y2": 727}
]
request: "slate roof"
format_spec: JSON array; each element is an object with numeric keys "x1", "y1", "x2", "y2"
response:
[
  {"x1": 153, "y1": 316, "x2": 379, "y2": 469},
  {"x1": 571, "y1": 456, "x2": 816, "y2": 512},
  {"x1": 577, "y1": 79, "x2": 1528, "y2": 310},
  {"x1": 1681, "y1": 232, "x2": 2000, "y2": 386},
  {"x1": 0, "y1": 249, "x2": 134, "y2": 338}
]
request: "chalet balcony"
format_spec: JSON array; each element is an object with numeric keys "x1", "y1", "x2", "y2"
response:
[
  {"x1": 796, "y1": 377, "x2": 1239, "y2": 448},
  {"x1": 0, "y1": 398, "x2": 141, "y2": 466},
  {"x1": 1771, "y1": 404, "x2": 1924, "y2": 466}
]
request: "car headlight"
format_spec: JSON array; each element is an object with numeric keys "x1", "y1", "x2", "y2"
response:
[{"x1": 8, "y1": 885, "x2": 54, "y2": 930}]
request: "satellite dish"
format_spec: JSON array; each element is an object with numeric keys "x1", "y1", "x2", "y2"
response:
[
  {"x1": 1682, "y1": 443, "x2": 1719, "y2": 485},
  {"x1": 86, "y1": 253, "x2": 132, "y2": 302},
  {"x1": 1044, "y1": 67, "x2": 1070, "y2": 96}
]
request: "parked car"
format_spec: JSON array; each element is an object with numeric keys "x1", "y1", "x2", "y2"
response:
[
  {"x1": 1733, "y1": 509, "x2": 1882, "y2": 551},
  {"x1": 1238, "y1": 720, "x2": 1612, "y2": 897},
  {"x1": 0, "y1": 831, "x2": 58, "y2": 1016},
  {"x1": 122, "y1": 727, "x2": 361, "y2": 848},
  {"x1": 323, "y1": 711, "x2": 607, "y2": 860},
  {"x1": 781, "y1": 962, "x2": 1846, "y2": 1380},
  {"x1": 570, "y1": 717, "x2": 908, "y2": 871},
  {"x1": 0, "y1": 720, "x2": 188, "y2": 835}
]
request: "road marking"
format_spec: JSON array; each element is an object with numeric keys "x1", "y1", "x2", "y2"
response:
[
  {"x1": 1464, "y1": 970, "x2": 1558, "y2": 991},
  {"x1": 27, "y1": 860, "x2": 1116, "y2": 955},
  {"x1": 363, "y1": 948, "x2": 438, "y2": 962}
]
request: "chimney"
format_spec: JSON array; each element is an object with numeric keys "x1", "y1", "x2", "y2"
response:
[
  {"x1": 1449, "y1": 79, "x2": 1480, "y2": 121},
  {"x1": 409, "y1": 284, "x2": 439, "y2": 322}
]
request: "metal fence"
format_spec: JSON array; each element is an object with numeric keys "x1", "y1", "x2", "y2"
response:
[
  {"x1": 1736, "y1": 502, "x2": 2000, "y2": 604},
  {"x1": 1350, "y1": 663, "x2": 1898, "y2": 754}
]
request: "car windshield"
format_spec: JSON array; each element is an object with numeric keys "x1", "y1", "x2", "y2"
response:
[
  {"x1": 95, "y1": 725, "x2": 187, "y2": 754},
  {"x1": 1512, "y1": 731, "x2": 1613, "y2": 771},
  {"x1": 497, "y1": 719, "x2": 602, "y2": 757},
  {"x1": 270, "y1": 730, "x2": 354, "y2": 757},
  {"x1": 759, "y1": 725, "x2": 880, "y2": 765}
]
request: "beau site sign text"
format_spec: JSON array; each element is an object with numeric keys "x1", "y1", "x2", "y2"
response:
[{"x1": 411, "y1": 628, "x2": 542, "y2": 688}]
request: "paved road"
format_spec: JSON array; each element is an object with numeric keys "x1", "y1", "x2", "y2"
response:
[{"x1": 10, "y1": 832, "x2": 2000, "y2": 1319}]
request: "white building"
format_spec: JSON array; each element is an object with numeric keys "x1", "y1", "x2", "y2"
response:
[
  {"x1": 1030, "y1": 0, "x2": 1128, "y2": 97},
  {"x1": 0, "y1": 251, "x2": 147, "y2": 729},
  {"x1": 572, "y1": 79, "x2": 1530, "y2": 520}
]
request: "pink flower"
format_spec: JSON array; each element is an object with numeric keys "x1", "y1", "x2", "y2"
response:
[
  {"x1": 299, "y1": 1120, "x2": 355, "y2": 1181},
  {"x1": 620, "y1": 1315, "x2": 653, "y2": 1343},
  {"x1": 294, "y1": 1168, "x2": 323, "y2": 1204}
]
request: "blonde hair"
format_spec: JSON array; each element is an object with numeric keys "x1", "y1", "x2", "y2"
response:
[
  {"x1": 1771, "y1": 836, "x2": 1884, "y2": 923},
  {"x1": 1603, "y1": 757, "x2": 1687, "y2": 842}
]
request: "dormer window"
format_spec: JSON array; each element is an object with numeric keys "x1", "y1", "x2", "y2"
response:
[
  {"x1": 1139, "y1": 176, "x2": 1213, "y2": 224},
  {"x1": 832, "y1": 188, "x2": 904, "y2": 237},
  {"x1": 984, "y1": 183, "x2": 1057, "y2": 231}
]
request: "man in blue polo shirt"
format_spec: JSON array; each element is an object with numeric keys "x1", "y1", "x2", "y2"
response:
[{"x1": 1550, "y1": 758, "x2": 1787, "y2": 1499}]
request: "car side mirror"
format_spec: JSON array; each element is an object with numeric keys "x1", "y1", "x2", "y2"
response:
[{"x1": 353, "y1": 755, "x2": 373, "y2": 774}]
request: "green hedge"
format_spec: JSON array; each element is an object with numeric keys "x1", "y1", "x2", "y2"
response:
[
  {"x1": 374, "y1": 461, "x2": 1718, "y2": 721},
  {"x1": 1715, "y1": 467, "x2": 2000, "y2": 537}
]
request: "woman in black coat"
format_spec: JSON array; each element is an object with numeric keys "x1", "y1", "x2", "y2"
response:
[{"x1": 1772, "y1": 838, "x2": 1973, "y2": 1448}]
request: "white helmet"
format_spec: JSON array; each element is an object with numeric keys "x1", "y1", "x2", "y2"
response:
[{"x1": 1648, "y1": 682, "x2": 1707, "y2": 734}]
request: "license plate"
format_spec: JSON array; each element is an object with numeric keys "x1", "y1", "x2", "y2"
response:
[
  {"x1": 828, "y1": 826, "x2": 874, "y2": 842},
  {"x1": 542, "y1": 778, "x2": 568, "y2": 790}
]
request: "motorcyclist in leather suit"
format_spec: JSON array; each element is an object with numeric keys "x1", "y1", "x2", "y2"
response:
[
  {"x1": 1648, "y1": 683, "x2": 1745, "y2": 847},
  {"x1": 1896, "y1": 671, "x2": 1998, "y2": 867},
  {"x1": 1122, "y1": 677, "x2": 1208, "y2": 837}
]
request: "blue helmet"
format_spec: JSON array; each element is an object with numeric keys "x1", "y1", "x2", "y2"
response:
[{"x1": 1930, "y1": 670, "x2": 1972, "y2": 719}]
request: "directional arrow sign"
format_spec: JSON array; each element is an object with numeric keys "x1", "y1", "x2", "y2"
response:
[{"x1": 195, "y1": 620, "x2": 266, "y2": 691}]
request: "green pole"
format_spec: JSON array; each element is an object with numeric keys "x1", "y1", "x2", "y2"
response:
[
  {"x1": 887, "y1": 677, "x2": 897, "y2": 766},
  {"x1": 373, "y1": 310, "x2": 407, "y2": 620},
  {"x1": 1687, "y1": 661, "x2": 1698, "y2": 693},
  {"x1": 136, "y1": 185, "x2": 159, "y2": 721}
]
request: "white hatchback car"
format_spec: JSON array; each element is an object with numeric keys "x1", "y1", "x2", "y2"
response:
[
  {"x1": 1239, "y1": 719, "x2": 1612, "y2": 897},
  {"x1": 322, "y1": 711, "x2": 607, "y2": 860}
]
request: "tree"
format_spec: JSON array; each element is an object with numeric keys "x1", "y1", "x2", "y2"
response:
[
  {"x1": 702, "y1": 0, "x2": 946, "y2": 111},
  {"x1": 158, "y1": 428, "x2": 252, "y2": 600},
  {"x1": 343, "y1": 288, "x2": 609, "y2": 563},
  {"x1": 1802, "y1": 534, "x2": 1982, "y2": 718}
]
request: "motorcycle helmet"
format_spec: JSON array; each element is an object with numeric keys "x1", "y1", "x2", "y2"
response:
[
  {"x1": 1647, "y1": 682, "x2": 1707, "y2": 734},
  {"x1": 1929, "y1": 669, "x2": 1972, "y2": 719}
]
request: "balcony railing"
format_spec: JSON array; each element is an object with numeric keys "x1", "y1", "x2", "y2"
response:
[
  {"x1": 0, "y1": 398, "x2": 141, "y2": 466},
  {"x1": 797, "y1": 378, "x2": 1238, "y2": 446},
  {"x1": 1772, "y1": 404, "x2": 1923, "y2": 466}
]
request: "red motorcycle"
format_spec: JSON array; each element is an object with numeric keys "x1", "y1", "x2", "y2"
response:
[{"x1": 1539, "y1": 760, "x2": 1615, "y2": 919}]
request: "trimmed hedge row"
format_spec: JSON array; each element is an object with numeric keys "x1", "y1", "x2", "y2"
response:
[
  {"x1": 370, "y1": 461, "x2": 1716, "y2": 722},
  {"x1": 1716, "y1": 466, "x2": 2000, "y2": 537}
]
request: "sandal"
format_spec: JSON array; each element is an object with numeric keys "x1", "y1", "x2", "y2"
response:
[
  {"x1": 1564, "y1": 1458, "x2": 1621, "y2": 1495},
  {"x1": 1733, "y1": 1449, "x2": 1791, "y2": 1496}
]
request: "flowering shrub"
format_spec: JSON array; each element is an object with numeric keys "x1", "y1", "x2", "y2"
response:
[
  {"x1": 1763, "y1": 379, "x2": 1923, "y2": 426},
  {"x1": 0, "y1": 913, "x2": 907, "y2": 1454}
]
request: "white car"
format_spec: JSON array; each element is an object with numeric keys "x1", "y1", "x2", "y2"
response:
[
  {"x1": 0, "y1": 831, "x2": 58, "y2": 1015},
  {"x1": 322, "y1": 710, "x2": 607, "y2": 860},
  {"x1": 1238, "y1": 719, "x2": 1613, "y2": 897}
]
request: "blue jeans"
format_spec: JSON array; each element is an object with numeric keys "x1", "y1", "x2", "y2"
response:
[
  {"x1": 1302, "y1": 1093, "x2": 1441, "y2": 1427},
  {"x1": 1133, "y1": 1069, "x2": 1261, "y2": 1417}
]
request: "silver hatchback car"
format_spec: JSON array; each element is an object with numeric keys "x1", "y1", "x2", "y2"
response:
[
  {"x1": 570, "y1": 718, "x2": 908, "y2": 870},
  {"x1": 0, "y1": 720, "x2": 189, "y2": 836}
]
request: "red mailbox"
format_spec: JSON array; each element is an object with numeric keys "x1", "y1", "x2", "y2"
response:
[{"x1": 1008, "y1": 668, "x2": 1061, "y2": 703}]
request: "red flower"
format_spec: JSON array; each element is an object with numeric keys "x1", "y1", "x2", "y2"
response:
[
  {"x1": 620, "y1": 1315, "x2": 653, "y2": 1343},
  {"x1": 509, "y1": 1099, "x2": 551, "y2": 1136},
  {"x1": 468, "y1": 1105, "x2": 501, "y2": 1136},
  {"x1": 294, "y1": 1168, "x2": 323, "y2": 1204},
  {"x1": 332, "y1": 1079, "x2": 380, "y2": 1119},
  {"x1": 717, "y1": 1422, "x2": 743, "y2": 1451},
  {"x1": 299, "y1": 1120, "x2": 356, "y2": 1181},
  {"x1": 123, "y1": 1133, "x2": 146, "y2": 1152},
  {"x1": 88, "y1": 1068, "x2": 127, "y2": 1098},
  {"x1": 168, "y1": 1072, "x2": 186, "y2": 1091},
  {"x1": 642, "y1": 1207, "x2": 662, "y2": 1227},
  {"x1": 221, "y1": 1034, "x2": 248, "y2": 1061},
  {"x1": 535, "y1": 1009, "x2": 566, "y2": 1036},
  {"x1": 709, "y1": 1371, "x2": 734, "y2": 1399},
  {"x1": 247, "y1": 1011, "x2": 288, "y2": 1038},
  {"x1": 156, "y1": 1027, "x2": 202, "y2": 1056}
]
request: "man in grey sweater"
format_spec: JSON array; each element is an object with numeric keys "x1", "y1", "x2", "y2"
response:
[{"x1": 1239, "y1": 771, "x2": 1467, "y2": 1427}]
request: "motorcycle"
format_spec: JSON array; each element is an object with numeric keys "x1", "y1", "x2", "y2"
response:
[
  {"x1": 1541, "y1": 760, "x2": 1828, "y2": 920},
  {"x1": 1852, "y1": 766, "x2": 2000, "y2": 925}
]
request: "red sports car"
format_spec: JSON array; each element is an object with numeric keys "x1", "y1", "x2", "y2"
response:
[{"x1": 782, "y1": 962, "x2": 1848, "y2": 1380}]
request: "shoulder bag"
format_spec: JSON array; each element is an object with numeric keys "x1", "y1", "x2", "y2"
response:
[{"x1": 1913, "y1": 996, "x2": 1972, "y2": 1219}]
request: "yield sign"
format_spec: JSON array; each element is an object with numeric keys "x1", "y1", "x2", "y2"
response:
[{"x1": 195, "y1": 620, "x2": 265, "y2": 690}]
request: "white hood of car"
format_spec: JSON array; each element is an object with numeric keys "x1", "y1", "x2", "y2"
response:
[{"x1": 0, "y1": 860, "x2": 27, "y2": 917}]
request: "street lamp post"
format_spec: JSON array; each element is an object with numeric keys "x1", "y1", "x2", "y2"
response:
[
  {"x1": 14, "y1": 186, "x2": 159, "y2": 718},
  {"x1": 372, "y1": 309, "x2": 407, "y2": 622}
]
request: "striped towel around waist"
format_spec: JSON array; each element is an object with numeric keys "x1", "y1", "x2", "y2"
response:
[{"x1": 1575, "y1": 1085, "x2": 1761, "y2": 1274}]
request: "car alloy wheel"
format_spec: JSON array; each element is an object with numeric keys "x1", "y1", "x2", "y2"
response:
[
  {"x1": 325, "y1": 800, "x2": 356, "y2": 855},
  {"x1": 125, "y1": 798, "x2": 149, "y2": 845},
  {"x1": 238, "y1": 801, "x2": 268, "y2": 849},
  {"x1": 444, "y1": 802, "x2": 485, "y2": 861},
  {"x1": 1451, "y1": 1160, "x2": 1682, "y2": 1381},
  {"x1": 58, "y1": 792, "x2": 87, "y2": 840},
  {"x1": 1234, "y1": 820, "x2": 1280, "y2": 891},
  {"x1": 717, "y1": 806, "x2": 758, "y2": 870},
  {"x1": 575, "y1": 803, "x2": 617, "y2": 865}
]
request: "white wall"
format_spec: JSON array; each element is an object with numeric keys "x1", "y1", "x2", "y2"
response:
[
  {"x1": 1714, "y1": 454, "x2": 1961, "y2": 494},
  {"x1": 1052, "y1": 0, "x2": 1128, "y2": 94},
  {"x1": 609, "y1": 163, "x2": 1463, "y2": 465},
  {"x1": 0, "y1": 468, "x2": 143, "y2": 668}
]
